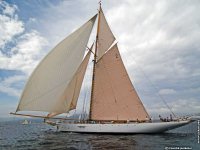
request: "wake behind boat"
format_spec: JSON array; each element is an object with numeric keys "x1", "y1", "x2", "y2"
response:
[{"x1": 11, "y1": 2, "x2": 193, "y2": 133}]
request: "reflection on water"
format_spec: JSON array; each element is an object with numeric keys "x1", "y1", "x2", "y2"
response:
[{"x1": 0, "y1": 121, "x2": 199, "y2": 150}]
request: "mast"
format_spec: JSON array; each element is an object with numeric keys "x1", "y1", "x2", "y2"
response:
[{"x1": 89, "y1": 2, "x2": 101, "y2": 120}]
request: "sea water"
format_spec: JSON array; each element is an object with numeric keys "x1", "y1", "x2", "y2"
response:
[{"x1": 0, "y1": 120, "x2": 199, "y2": 150}]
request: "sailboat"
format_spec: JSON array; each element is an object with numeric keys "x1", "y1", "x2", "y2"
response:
[
  {"x1": 11, "y1": 3, "x2": 192, "y2": 133},
  {"x1": 22, "y1": 119, "x2": 29, "y2": 125}
]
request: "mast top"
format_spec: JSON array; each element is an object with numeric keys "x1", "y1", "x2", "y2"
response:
[{"x1": 99, "y1": 0, "x2": 101, "y2": 7}]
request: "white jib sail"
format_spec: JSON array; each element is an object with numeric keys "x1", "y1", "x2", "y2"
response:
[
  {"x1": 47, "y1": 50, "x2": 92, "y2": 117},
  {"x1": 16, "y1": 15, "x2": 97, "y2": 114}
]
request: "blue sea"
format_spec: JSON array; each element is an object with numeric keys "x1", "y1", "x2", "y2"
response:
[{"x1": 0, "y1": 119, "x2": 199, "y2": 150}]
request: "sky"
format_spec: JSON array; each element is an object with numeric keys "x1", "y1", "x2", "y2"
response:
[{"x1": 0, "y1": 0, "x2": 200, "y2": 119}]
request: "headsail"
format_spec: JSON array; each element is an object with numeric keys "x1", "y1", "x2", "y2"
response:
[
  {"x1": 47, "y1": 49, "x2": 92, "y2": 117},
  {"x1": 90, "y1": 44, "x2": 149, "y2": 121},
  {"x1": 68, "y1": 50, "x2": 92, "y2": 111},
  {"x1": 16, "y1": 15, "x2": 97, "y2": 114}
]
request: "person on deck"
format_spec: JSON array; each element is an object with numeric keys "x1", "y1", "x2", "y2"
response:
[
  {"x1": 159, "y1": 115, "x2": 163, "y2": 122},
  {"x1": 170, "y1": 114, "x2": 173, "y2": 121}
]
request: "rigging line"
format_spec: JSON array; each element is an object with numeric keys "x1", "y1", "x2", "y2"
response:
[
  {"x1": 130, "y1": 58, "x2": 177, "y2": 118},
  {"x1": 82, "y1": 83, "x2": 89, "y2": 120},
  {"x1": 81, "y1": 91, "x2": 87, "y2": 121},
  {"x1": 121, "y1": 49, "x2": 176, "y2": 117},
  {"x1": 84, "y1": 74, "x2": 91, "y2": 119},
  {"x1": 82, "y1": 58, "x2": 92, "y2": 120},
  {"x1": 77, "y1": 55, "x2": 93, "y2": 120},
  {"x1": 87, "y1": 45, "x2": 95, "y2": 55},
  {"x1": 87, "y1": 59, "x2": 94, "y2": 118},
  {"x1": 72, "y1": 109, "x2": 77, "y2": 119},
  {"x1": 81, "y1": 69, "x2": 89, "y2": 121}
]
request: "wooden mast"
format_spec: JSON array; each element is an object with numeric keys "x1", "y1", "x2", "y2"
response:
[{"x1": 89, "y1": 2, "x2": 101, "y2": 120}]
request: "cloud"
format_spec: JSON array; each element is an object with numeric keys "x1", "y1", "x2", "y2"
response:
[
  {"x1": 1, "y1": 1, "x2": 17, "y2": 16},
  {"x1": 0, "y1": 1, "x2": 48, "y2": 75},
  {"x1": 0, "y1": 75, "x2": 26, "y2": 97},
  {"x1": 0, "y1": 30, "x2": 48, "y2": 74},
  {"x1": 0, "y1": 1, "x2": 48, "y2": 100},
  {"x1": 171, "y1": 98, "x2": 200, "y2": 114},
  {"x1": 148, "y1": 98, "x2": 200, "y2": 117},
  {"x1": 106, "y1": 0, "x2": 200, "y2": 82},
  {"x1": 102, "y1": 0, "x2": 200, "y2": 117},
  {"x1": 0, "y1": 1, "x2": 24, "y2": 48},
  {"x1": 34, "y1": 0, "x2": 97, "y2": 50},
  {"x1": 159, "y1": 88, "x2": 176, "y2": 95}
]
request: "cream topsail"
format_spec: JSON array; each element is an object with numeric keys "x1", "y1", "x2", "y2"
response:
[
  {"x1": 16, "y1": 15, "x2": 97, "y2": 114},
  {"x1": 97, "y1": 8, "x2": 115, "y2": 60}
]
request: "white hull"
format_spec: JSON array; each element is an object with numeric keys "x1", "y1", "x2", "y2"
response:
[{"x1": 56, "y1": 120, "x2": 191, "y2": 133}]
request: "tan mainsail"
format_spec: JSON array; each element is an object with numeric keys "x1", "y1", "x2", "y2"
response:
[
  {"x1": 47, "y1": 50, "x2": 91, "y2": 117},
  {"x1": 16, "y1": 15, "x2": 97, "y2": 114},
  {"x1": 90, "y1": 44, "x2": 149, "y2": 121},
  {"x1": 97, "y1": 8, "x2": 115, "y2": 60}
]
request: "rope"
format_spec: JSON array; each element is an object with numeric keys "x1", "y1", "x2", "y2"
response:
[
  {"x1": 136, "y1": 65, "x2": 176, "y2": 118},
  {"x1": 85, "y1": 59, "x2": 93, "y2": 119},
  {"x1": 78, "y1": 57, "x2": 93, "y2": 121}
]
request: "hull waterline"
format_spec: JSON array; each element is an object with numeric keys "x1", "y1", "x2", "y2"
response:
[{"x1": 56, "y1": 120, "x2": 191, "y2": 134}]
